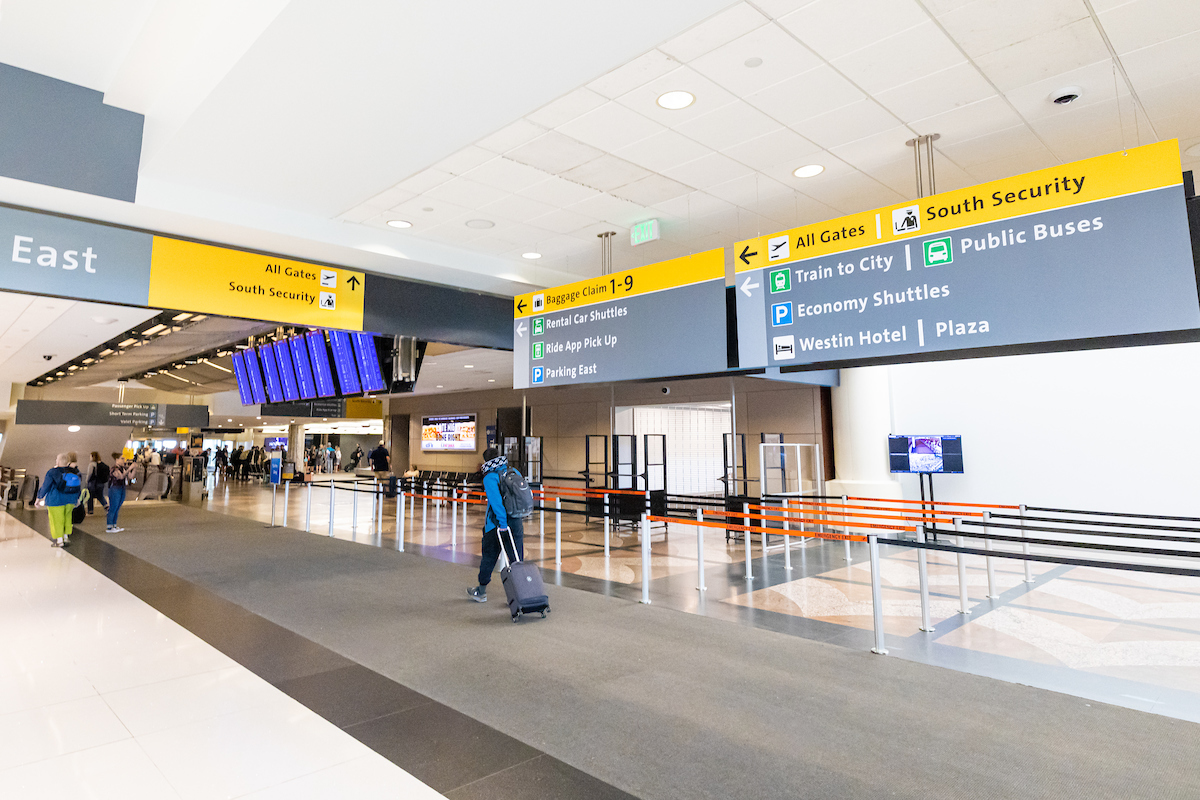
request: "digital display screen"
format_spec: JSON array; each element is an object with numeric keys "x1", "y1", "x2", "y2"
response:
[
  {"x1": 328, "y1": 330, "x2": 360, "y2": 395},
  {"x1": 421, "y1": 414, "x2": 477, "y2": 452},
  {"x1": 231, "y1": 350, "x2": 253, "y2": 406},
  {"x1": 289, "y1": 336, "x2": 316, "y2": 400},
  {"x1": 888, "y1": 435, "x2": 964, "y2": 474},
  {"x1": 242, "y1": 347, "x2": 268, "y2": 404},
  {"x1": 272, "y1": 341, "x2": 300, "y2": 402},
  {"x1": 306, "y1": 331, "x2": 336, "y2": 397},
  {"x1": 352, "y1": 332, "x2": 386, "y2": 393},
  {"x1": 263, "y1": 436, "x2": 288, "y2": 450},
  {"x1": 259, "y1": 344, "x2": 284, "y2": 403}
]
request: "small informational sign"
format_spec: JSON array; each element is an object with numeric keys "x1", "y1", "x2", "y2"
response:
[
  {"x1": 735, "y1": 141, "x2": 1199, "y2": 369},
  {"x1": 269, "y1": 455, "x2": 282, "y2": 485},
  {"x1": 512, "y1": 248, "x2": 727, "y2": 388},
  {"x1": 15, "y1": 400, "x2": 209, "y2": 428}
]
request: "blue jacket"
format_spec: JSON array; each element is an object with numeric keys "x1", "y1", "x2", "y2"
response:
[
  {"x1": 481, "y1": 463, "x2": 509, "y2": 533},
  {"x1": 38, "y1": 466, "x2": 81, "y2": 507}
]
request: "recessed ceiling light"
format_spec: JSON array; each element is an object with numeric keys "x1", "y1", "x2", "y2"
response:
[
  {"x1": 464, "y1": 364, "x2": 474, "y2": 368},
  {"x1": 436, "y1": 385, "x2": 444, "y2": 388},
  {"x1": 68, "y1": 425, "x2": 80, "y2": 433},
  {"x1": 744, "y1": 57, "x2": 763, "y2": 68},
  {"x1": 488, "y1": 379, "x2": 496, "y2": 382},
  {"x1": 465, "y1": 219, "x2": 495, "y2": 229},
  {"x1": 228, "y1": 419, "x2": 233, "y2": 422},
  {"x1": 522, "y1": 252, "x2": 541, "y2": 259},
  {"x1": 657, "y1": 91, "x2": 694, "y2": 110},
  {"x1": 256, "y1": 416, "x2": 261, "y2": 420},
  {"x1": 387, "y1": 219, "x2": 412, "y2": 228},
  {"x1": 793, "y1": 164, "x2": 824, "y2": 178}
]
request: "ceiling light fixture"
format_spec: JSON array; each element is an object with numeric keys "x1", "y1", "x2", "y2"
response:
[
  {"x1": 68, "y1": 425, "x2": 80, "y2": 433},
  {"x1": 488, "y1": 379, "x2": 496, "y2": 383},
  {"x1": 464, "y1": 364, "x2": 474, "y2": 369},
  {"x1": 465, "y1": 219, "x2": 495, "y2": 229},
  {"x1": 657, "y1": 91, "x2": 694, "y2": 110},
  {"x1": 793, "y1": 164, "x2": 824, "y2": 178},
  {"x1": 744, "y1": 57, "x2": 763, "y2": 68},
  {"x1": 387, "y1": 219, "x2": 412, "y2": 229},
  {"x1": 522, "y1": 252, "x2": 541, "y2": 259},
  {"x1": 436, "y1": 385, "x2": 444, "y2": 388}
]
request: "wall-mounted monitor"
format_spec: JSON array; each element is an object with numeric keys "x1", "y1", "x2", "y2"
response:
[
  {"x1": 263, "y1": 436, "x2": 288, "y2": 450},
  {"x1": 272, "y1": 341, "x2": 300, "y2": 402},
  {"x1": 421, "y1": 414, "x2": 477, "y2": 452},
  {"x1": 231, "y1": 350, "x2": 253, "y2": 406},
  {"x1": 888, "y1": 435, "x2": 964, "y2": 474},
  {"x1": 259, "y1": 344, "x2": 284, "y2": 403},
  {"x1": 352, "y1": 332, "x2": 386, "y2": 393},
  {"x1": 290, "y1": 336, "x2": 316, "y2": 400},
  {"x1": 242, "y1": 347, "x2": 268, "y2": 405},
  {"x1": 328, "y1": 329, "x2": 360, "y2": 395},
  {"x1": 306, "y1": 331, "x2": 336, "y2": 397}
]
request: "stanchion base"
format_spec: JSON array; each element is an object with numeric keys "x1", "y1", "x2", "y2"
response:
[
  {"x1": 958, "y1": 610, "x2": 971, "y2": 615},
  {"x1": 987, "y1": 594, "x2": 1001, "y2": 599},
  {"x1": 870, "y1": 647, "x2": 889, "y2": 655},
  {"x1": 919, "y1": 626, "x2": 935, "y2": 633},
  {"x1": 639, "y1": 599, "x2": 652, "y2": 605},
  {"x1": 1023, "y1": 579, "x2": 1035, "y2": 584}
]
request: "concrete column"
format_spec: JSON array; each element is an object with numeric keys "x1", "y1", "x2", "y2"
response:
[
  {"x1": 287, "y1": 423, "x2": 305, "y2": 472},
  {"x1": 826, "y1": 366, "x2": 901, "y2": 499}
]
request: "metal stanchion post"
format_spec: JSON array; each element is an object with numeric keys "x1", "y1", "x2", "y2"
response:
[
  {"x1": 305, "y1": 482, "x2": 312, "y2": 532},
  {"x1": 954, "y1": 517, "x2": 970, "y2": 614},
  {"x1": 603, "y1": 493, "x2": 610, "y2": 558},
  {"x1": 398, "y1": 488, "x2": 405, "y2": 551},
  {"x1": 463, "y1": 490, "x2": 468, "y2": 529},
  {"x1": 868, "y1": 533, "x2": 888, "y2": 655},
  {"x1": 282, "y1": 481, "x2": 289, "y2": 527},
  {"x1": 743, "y1": 502, "x2": 754, "y2": 581},
  {"x1": 696, "y1": 508, "x2": 706, "y2": 592},
  {"x1": 783, "y1": 498, "x2": 793, "y2": 572},
  {"x1": 1020, "y1": 504, "x2": 1033, "y2": 583},
  {"x1": 328, "y1": 479, "x2": 335, "y2": 537},
  {"x1": 640, "y1": 513, "x2": 651, "y2": 605},
  {"x1": 554, "y1": 497, "x2": 562, "y2": 566},
  {"x1": 422, "y1": 481, "x2": 428, "y2": 532},
  {"x1": 843, "y1": 495, "x2": 851, "y2": 563},
  {"x1": 270, "y1": 484, "x2": 277, "y2": 527},
  {"x1": 451, "y1": 488, "x2": 458, "y2": 546},
  {"x1": 352, "y1": 485, "x2": 359, "y2": 532},
  {"x1": 983, "y1": 511, "x2": 999, "y2": 599},
  {"x1": 917, "y1": 524, "x2": 932, "y2": 632},
  {"x1": 540, "y1": 495, "x2": 545, "y2": 542}
]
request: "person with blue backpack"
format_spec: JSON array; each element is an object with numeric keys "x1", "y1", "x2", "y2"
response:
[
  {"x1": 37, "y1": 453, "x2": 82, "y2": 548},
  {"x1": 467, "y1": 447, "x2": 529, "y2": 603}
]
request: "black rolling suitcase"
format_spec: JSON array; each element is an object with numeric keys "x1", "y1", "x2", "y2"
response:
[{"x1": 498, "y1": 527, "x2": 550, "y2": 623}]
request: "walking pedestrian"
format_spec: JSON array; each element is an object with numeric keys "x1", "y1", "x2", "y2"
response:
[
  {"x1": 86, "y1": 451, "x2": 110, "y2": 515},
  {"x1": 106, "y1": 456, "x2": 131, "y2": 533},
  {"x1": 37, "y1": 453, "x2": 82, "y2": 548}
]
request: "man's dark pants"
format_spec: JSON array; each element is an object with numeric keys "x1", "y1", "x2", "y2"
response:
[{"x1": 478, "y1": 516, "x2": 525, "y2": 587}]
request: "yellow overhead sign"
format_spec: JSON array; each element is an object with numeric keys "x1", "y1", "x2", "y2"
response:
[
  {"x1": 147, "y1": 237, "x2": 365, "y2": 330},
  {"x1": 735, "y1": 140, "x2": 1184, "y2": 271},
  {"x1": 513, "y1": 247, "x2": 724, "y2": 318}
]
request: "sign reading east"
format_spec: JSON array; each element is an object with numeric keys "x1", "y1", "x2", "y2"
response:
[
  {"x1": 513, "y1": 248, "x2": 726, "y2": 388},
  {"x1": 735, "y1": 141, "x2": 1199, "y2": 368}
]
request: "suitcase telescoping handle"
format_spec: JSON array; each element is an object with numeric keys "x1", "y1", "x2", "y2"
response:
[{"x1": 498, "y1": 526, "x2": 521, "y2": 568}]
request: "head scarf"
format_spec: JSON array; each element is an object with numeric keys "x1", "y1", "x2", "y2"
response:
[{"x1": 482, "y1": 454, "x2": 507, "y2": 475}]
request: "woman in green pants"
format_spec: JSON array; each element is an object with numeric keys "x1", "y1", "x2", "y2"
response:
[{"x1": 37, "y1": 453, "x2": 82, "y2": 547}]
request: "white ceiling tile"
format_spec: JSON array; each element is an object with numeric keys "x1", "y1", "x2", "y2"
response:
[
  {"x1": 558, "y1": 101, "x2": 665, "y2": 152},
  {"x1": 658, "y1": 3, "x2": 770, "y2": 63},
  {"x1": 528, "y1": 207, "x2": 600, "y2": 234},
  {"x1": 362, "y1": 185, "x2": 416, "y2": 210},
  {"x1": 830, "y1": 125, "x2": 919, "y2": 171},
  {"x1": 674, "y1": 101, "x2": 781, "y2": 151},
  {"x1": 476, "y1": 119, "x2": 548, "y2": 153},
  {"x1": 744, "y1": 65, "x2": 862, "y2": 126},
  {"x1": 689, "y1": 23, "x2": 823, "y2": 97},
  {"x1": 587, "y1": 49, "x2": 679, "y2": 99},
  {"x1": 526, "y1": 87, "x2": 609, "y2": 129},
  {"x1": 972, "y1": 18, "x2": 1110, "y2": 92},
  {"x1": 802, "y1": 171, "x2": 904, "y2": 215},
  {"x1": 461, "y1": 157, "x2": 552, "y2": 193},
  {"x1": 792, "y1": 99, "x2": 900, "y2": 149},
  {"x1": 663, "y1": 152, "x2": 755, "y2": 188},
  {"x1": 516, "y1": 176, "x2": 601, "y2": 206},
  {"x1": 909, "y1": 95, "x2": 1025, "y2": 143},
  {"x1": 397, "y1": 168, "x2": 454, "y2": 194},
  {"x1": 705, "y1": 172, "x2": 794, "y2": 206},
  {"x1": 1029, "y1": 103, "x2": 1128, "y2": 162},
  {"x1": 875, "y1": 62, "x2": 996, "y2": 122},
  {"x1": 651, "y1": 190, "x2": 736, "y2": 219},
  {"x1": 1002, "y1": 60, "x2": 1121, "y2": 123},
  {"x1": 338, "y1": 205, "x2": 378, "y2": 223},
  {"x1": 615, "y1": 65, "x2": 739, "y2": 127},
  {"x1": 505, "y1": 131, "x2": 604, "y2": 174},
  {"x1": 754, "y1": 0, "x2": 821, "y2": 19},
  {"x1": 758, "y1": 153, "x2": 857, "y2": 187},
  {"x1": 560, "y1": 154, "x2": 653, "y2": 192},
  {"x1": 937, "y1": 0, "x2": 1088, "y2": 58},
  {"x1": 721, "y1": 126, "x2": 822, "y2": 170},
  {"x1": 384, "y1": 196, "x2": 471, "y2": 227},
  {"x1": 937, "y1": 124, "x2": 1048, "y2": 167},
  {"x1": 424, "y1": 176, "x2": 510, "y2": 208},
  {"x1": 1136, "y1": 72, "x2": 1200, "y2": 126},
  {"x1": 476, "y1": 193, "x2": 560, "y2": 224},
  {"x1": 923, "y1": 0, "x2": 977, "y2": 14},
  {"x1": 614, "y1": 129, "x2": 713, "y2": 173},
  {"x1": 432, "y1": 145, "x2": 496, "y2": 176},
  {"x1": 832, "y1": 21, "x2": 965, "y2": 95},
  {"x1": 568, "y1": 193, "x2": 654, "y2": 227},
  {"x1": 571, "y1": 221, "x2": 631, "y2": 241},
  {"x1": 965, "y1": 147, "x2": 1058, "y2": 182},
  {"x1": 1100, "y1": 0, "x2": 1200, "y2": 54},
  {"x1": 468, "y1": 235, "x2": 525, "y2": 255},
  {"x1": 778, "y1": 0, "x2": 928, "y2": 61},
  {"x1": 1120, "y1": 29, "x2": 1200, "y2": 90},
  {"x1": 1153, "y1": 110, "x2": 1200, "y2": 149},
  {"x1": 609, "y1": 174, "x2": 695, "y2": 206}
]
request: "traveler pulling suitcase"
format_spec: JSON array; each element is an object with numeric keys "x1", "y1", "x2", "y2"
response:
[{"x1": 498, "y1": 526, "x2": 550, "y2": 623}]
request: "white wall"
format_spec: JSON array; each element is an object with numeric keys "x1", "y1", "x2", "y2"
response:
[{"x1": 881, "y1": 341, "x2": 1200, "y2": 514}]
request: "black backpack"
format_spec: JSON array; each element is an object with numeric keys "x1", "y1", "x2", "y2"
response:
[
  {"x1": 94, "y1": 462, "x2": 110, "y2": 484},
  {"x1": 497, "y1": 467, "x2": 535, "y2": 519}
]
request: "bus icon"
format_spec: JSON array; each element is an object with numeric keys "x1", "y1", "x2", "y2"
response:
[{"x1": 923, "y1": 237, "x2": 952, "y2": 266}]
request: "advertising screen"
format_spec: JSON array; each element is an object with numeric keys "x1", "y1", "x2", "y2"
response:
[
  {"x1": 888, "y1": 435, "x2": 964, "y2": 474},
  {"x1": 306, "y1": 331, "x2": 336, "y2": 397},
  {"x1": 242, "y1": 347, "x2": 268, "y2": 404},
  {"x1": 272, "y1": 341, "x2": 300, "y2": 402},
  {"x1": 231, "y1": 350, "x2": 253, "y2": 405},
  {"x1": 259, "y1": 344, "x2": 284, "y2": 403},
  {"x1": 328, "y1": 329, "x2": 361, "y2": 395},
  {"x1": 263, "y1": 436, "x2": 288, "y2": 450},
  {"x1": 352, "y1": 332, "x2": 386, "y2": 392},
  {"x1": 421, "y1": 414, "x2": 477, "y2": 452},
  {"x1": 289, "y1": 336, "x2": 316, "y2": 399}
]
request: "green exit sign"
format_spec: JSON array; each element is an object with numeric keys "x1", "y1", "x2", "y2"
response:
[{"x1": 630, "y1": 219, "x2": 660, "y2": 246}]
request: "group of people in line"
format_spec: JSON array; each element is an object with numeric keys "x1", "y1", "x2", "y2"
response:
[{"x1": 36, "y1": 450, "x2": 132, "y2": 546}]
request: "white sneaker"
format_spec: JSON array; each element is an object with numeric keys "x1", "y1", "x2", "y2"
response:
[
  {"x1": 105, "y1": 526, "x2": 116, "y2": 533},
  {"x1": 111, "y1": 527, "x2": 124, "y2": 532}
]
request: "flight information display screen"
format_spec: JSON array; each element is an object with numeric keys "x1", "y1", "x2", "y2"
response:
[
  {"x1": 352, "y1": 332, "x2": 386, "y2": 392},
  {"x1": 289, "y1": 336, "x2": 316, "y2": 399},
  {"x1": 231, "y1": 350, "x2": 253, "y2": 405},
  {"x1": 271, "y1": 341, "x2": 300, "y2": 402},
  {"x1": 242, "y1": 347, "x2": 268, "y2": 404},
  {"x1": 259, "y1": 344, "x2": 284, "y2": 403},
  {"x1": 306, "y1": 331, "x2": 336, "y2": 397},
  {"x1": 328, "y1": 330, "x2": 360, "y2": 395}
]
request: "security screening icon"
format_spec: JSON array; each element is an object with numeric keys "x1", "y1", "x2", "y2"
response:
[
  {"x1": 771, "y1": 301, "x2": 793, "y2": 327},
  {"x1": 892, "y1": 205, "x2": 920, "y2": 234},
  {"x1": 319, "y1": 291, "x2": 336, "y2": 310},
  {"x1": 768, "y1": 268, "x2": 791, "y2": 293}
]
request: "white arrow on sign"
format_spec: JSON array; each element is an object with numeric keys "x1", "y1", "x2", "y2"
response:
[
  {"x1": 516, "y1": 321, "x2": 527, "y2": 337},
  {"x1": 740, "y1": 275, "x2": 760, "y2": 298}
]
